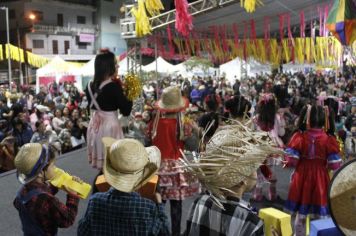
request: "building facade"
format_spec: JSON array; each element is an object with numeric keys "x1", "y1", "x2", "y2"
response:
[
  {"x1": 1, "y1": 0, "x2": 98, "y2": 60},
  {"x1": 97, "y1": 0, "x2": 127, "y2": 55}
]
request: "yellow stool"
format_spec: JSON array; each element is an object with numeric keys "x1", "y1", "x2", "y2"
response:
[{"x1": 259, "y1": 208, "x2": 293, "y2": 236}]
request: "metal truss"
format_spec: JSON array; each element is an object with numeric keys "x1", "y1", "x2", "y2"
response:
[{"x1": 120, "y1": 0, "x2": 238, "y2": 39}]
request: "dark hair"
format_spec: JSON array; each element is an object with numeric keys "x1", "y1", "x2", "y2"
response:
[
  {"x1": 225, "y1": 95, "x2": 251, "y2": 118},
  {"x1": 256, "y1": 95, "x2": 277, "y2": 132},
  {"x1": 35, "y1": 121, "x2": 43, "y2": 129},
  {"x1": 92, "y1": 51, "x2": 116, "y2": 92},
  {"x1": 204, "y1": 94, "x2": 219, "y2": 112},
  {"x1": 297, "y1": 105, "x2": 335, "y2": 135},
  {"x1": 12, "y1": 117, "x2": 23, "y2": 126},
  {"x1": 64, "y1": 120, "x2": 72, "y2": 128}
]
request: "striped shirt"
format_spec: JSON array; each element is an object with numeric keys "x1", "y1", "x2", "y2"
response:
[{"x1": 185, "y1": 194, "x2": 264, "y2": 236}]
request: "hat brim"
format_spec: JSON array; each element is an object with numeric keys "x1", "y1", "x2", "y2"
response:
[
  {"x1": 154, "y1": 97, "x2": 189, "y2": 112},
  {"x1": 102, "y1": 141, "x2": 161, "y2": 193}
]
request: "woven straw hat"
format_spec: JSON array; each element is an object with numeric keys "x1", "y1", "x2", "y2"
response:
[
  {"x1": 102, "y1": 138, "x2": 161, "y2": 193},
  {"x1": 328, "y1": 159, "x2": 356, "y2": 235},
  {"x1": 155, "y1": 86, "x2": 189, "y2": 112},
  {"x1": 180, "y1": 121, "x2": 284, "y2": 199},
  {"x1": 14, "y1": 143, "x2": 48, "y2": 184}
]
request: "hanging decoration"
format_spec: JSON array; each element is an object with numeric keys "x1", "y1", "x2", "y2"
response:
[
  {"x1": 0, "y1": 45, "x2": 3, "y2": 61},
  {"x1": 240, "y1": 0, "x2": 264, "y2": 13},
  {"x1": 124, "y1": 73, "x2": 143, "y2": 101},
  {"x1": 145, "y1": 0, "x2": 164, "y2": 16},
  {"x1": 131, "y1": 0, "x2": 151, "y2": 37},
  {"x1": 175, "y1": 0, "x2": 193, "y2": 37},
  {"x1": 5, "y1": 44, "x2": 24, "y2": 63},
  {"x1": 27, "y1": 51, "x2": 49, "y2": 68},
  {"x1": 326, "y1": 0, "x2": 356, "y2": 46}
]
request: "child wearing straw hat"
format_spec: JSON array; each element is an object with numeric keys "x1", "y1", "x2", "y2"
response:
[
  {"x1": 182, "y1": 124, "x2": 284, "y2": 236},
  {"x1": 149, "y1": 86, "x2": 200, "y2": 236},
  {"x1": 284, "y1": 105, "x2": 342, "y2": 236},
  {"x1": 13, "y1": 143, "x2": 81, "y2": 236},
  {"x1": 78, "y1": 138, "x2": 169, "y2": 236}
]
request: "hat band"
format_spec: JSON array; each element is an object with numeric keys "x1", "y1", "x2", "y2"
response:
[{"x1": 25, "y1": 146, "x2": 48, "y2": 180}]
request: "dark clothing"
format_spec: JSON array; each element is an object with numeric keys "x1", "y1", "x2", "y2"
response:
[
  {"x1": 0, "y1": 105, "x2": 9, "y2": 120},
  {"x1": 14, "y1": 181, "x2": 79, "y2": 236},
  {"x1": 185, "y1": 194, "x2": 264, "y2": 236},
  {"x1": 11, "y1": 103, "x2": 24, "y2": 119},
  {"x1": 198, "y1": 112, "x2": 219, "y2": 139},
  {"x1": 85, "y1": 81, "x2": 132, "y2": 115},
  {"x1": 78, "y1": 188, "x2": 169, "y2": 236},
  {"x1": 13, "y1": 124, "x2": 33, "y2": 147}
]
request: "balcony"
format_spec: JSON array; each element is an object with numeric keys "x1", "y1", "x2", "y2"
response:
[{"x1": 32, "y1": 24, "x2": 98, "y2": 35}]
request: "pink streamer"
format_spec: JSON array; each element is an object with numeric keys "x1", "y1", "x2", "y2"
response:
[
  {"x1": 300, "y1": 11, "x2": 305, "y2": 38},
  {"x1": 175, "y1": 0, "x2": 193, "y2": 37}
]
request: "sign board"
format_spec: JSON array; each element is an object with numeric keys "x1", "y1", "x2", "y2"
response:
[{"x1": 79, "y1": 34, "x2": 95, "y2": 43}]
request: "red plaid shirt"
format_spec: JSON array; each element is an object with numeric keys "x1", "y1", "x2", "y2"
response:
[{"x1": 14, "y1": 181, "x2": 79, "y2": 236}]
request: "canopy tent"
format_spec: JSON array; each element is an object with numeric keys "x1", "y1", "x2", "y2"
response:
[
  {"x1": 142, "y1": 57, "x2": 176, "y2": 73},
  {"x1": 219, "y1": 57, "x2": 242, "y2": 84},
  {"x1": 248, "y1": 59, "x2": 272, "y2": 77},
  {"x1": 36, "y1": 56, "x2": 83, "y2": 92},
  {"x1": 74, "y1": 57, "x2": 95, "y2": 76},
  {"x1": 118, "y1": 57, "x2": 137, "y2": 75},
  {"x1": 283, "y1": 62, "x2": 316, "y2": 73}
]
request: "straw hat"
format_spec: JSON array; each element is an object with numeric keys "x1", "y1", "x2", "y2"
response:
[
  {"x1": 14, "y1": 143, "x2": 48, "y2": 184},
  {"x1": 180, "y1": 121, "x2": 284, "y2": 199},
  {"x1": 328, "y1": 159, "x2": 356, "y2": 235},
  {"x1": 155, "y1": 86, "x2": 189, "y2": 112},
  {"x1": 102, "y1": 138, "x2": 161, "y2": 193}
]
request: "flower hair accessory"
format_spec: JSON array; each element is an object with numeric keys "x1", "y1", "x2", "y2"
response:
[
  {"x1": 99, "y1": 48, "x2": 111, "y2": 54},
  {"x1": 259, "y1": 93, "x2": 274, "y2": 105}
]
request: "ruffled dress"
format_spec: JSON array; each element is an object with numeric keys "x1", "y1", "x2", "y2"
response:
[
  {"x1": 152, "y1": 118, "x2": 200, "y2": 200},
  {"x1": 284, "y1": 129, "x2": 342, "y2": 217}
]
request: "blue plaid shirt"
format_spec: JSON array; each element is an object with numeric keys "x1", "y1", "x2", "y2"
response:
[{"x1": 78, "y1": 188, "x2": 169, "y2": 236}]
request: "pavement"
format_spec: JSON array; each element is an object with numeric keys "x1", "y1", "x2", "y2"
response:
[{"x1": 0, "y1": 147, "x2": 293, "y2": 236}]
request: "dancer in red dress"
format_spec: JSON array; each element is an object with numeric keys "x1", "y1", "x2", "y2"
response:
[
  {"x1": 284, "y1": 104, "x2": 342, "y2": 236},
  {"x1": 149, "y1": 86, "x2": 199, "y2": 236}
]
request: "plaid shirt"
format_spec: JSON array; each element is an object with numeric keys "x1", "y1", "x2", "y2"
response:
[
  {"x1": 78, "y1": 188, "x2": 169, "y2": 236},
  {"x1": 13, "y1": 181, "x2": 79, "y2": 236},
  {"x1": 185, "y1": 194, "x2": 264, "y2": 236}
]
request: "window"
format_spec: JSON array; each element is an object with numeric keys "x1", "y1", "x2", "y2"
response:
[
  {"x1": 9, "y1": 9, "x2": 16, "y2": 19},
  {"x1": 32, "y1": 39, "x2": 44, "y2": 49},
  {"x1": 110, "y1": 16, "x2": 116, "y2": 24},
  {"x1": 57, "y1": 13, "x2": 63, "y2": 27},
  {"x1": 77, "y1": 16, "x2": 86, "y2": 24},
  {"x1": 78, "y1": 42, "x2": 87, "y2": 49}
]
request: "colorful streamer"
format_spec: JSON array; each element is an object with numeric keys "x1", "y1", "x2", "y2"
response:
[
  {"x1": 145, "y1": 0, "x2": 164, "y2": 16},
  {"x1": 175, "y1": 0, "x2": 193, "y2": 37},
  {"x1": 131, "y1": 0, "x2": 151, "y2": 37}
]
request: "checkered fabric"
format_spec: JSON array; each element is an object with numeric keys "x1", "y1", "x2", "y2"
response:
[
  {"x1": 185, "y1": 194, "x2": 264, "y2": 236},
  {"x1": 78, "y1": 188, "x2": 169, "y2": 236}
]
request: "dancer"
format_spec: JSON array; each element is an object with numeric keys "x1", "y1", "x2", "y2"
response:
[
  {"x1": 149, "y1": 86, "x2": 199, "y2": 236},
  {"x1": 253, "y1": 93, "x2": 285, "y2": 201},
  {"x1": 85, "y1": 50, "x2": 132, "y2": 170},
  {"x1": 284, "y1": 105, "x2": 342, "y2": 236}
]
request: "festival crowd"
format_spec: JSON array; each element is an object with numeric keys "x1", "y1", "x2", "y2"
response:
[{"x1": 7, "y1": 50, "x2": 356, "y2": 236}]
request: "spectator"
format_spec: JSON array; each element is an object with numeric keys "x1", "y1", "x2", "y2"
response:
[
  {"x1": 190, "y1": 84, "x2": 202, "y2": 105},
  {"x1": 4, "y1": 94, "x2": 23, "y2": 121},
  {"x1": 12, "y1": 117, "x2": 33, "y2": 147},
  {"x1": 62, "y1": 107, "x2": 70, "y2": 122},
  {"x1": 66, "y1": 96, "x2": 78, "y2": 113},
  {"x1": 0, "y1": 98, "x2": 9, "y2": 120},
  {"x1": 58, "y1": 120, "x2": 73, "y2": 153},
  {"x1": 78, "y1": 138, "x2": 169, "y2": 236},
  {"x1": 52, "y1": 109, "x2": 65, "y2": 134},
  {"x1": 13, "y1": 143, "x2": 80, "y2": 235},
  {"x1": 30, "y1": 121, "x2": 48, "y2": 144}
]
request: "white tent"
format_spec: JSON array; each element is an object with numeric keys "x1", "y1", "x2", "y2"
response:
[
  {"x1": 36, "y1": 56, "x2": 81, "y2": 92},
  {"x1": 248, "y1": 59, "x2": 272, "y2": 77},
  {"x1": 219, "y1": 57, "x2": 242, "y2": 84},
  {"x1": 118, "y1": 57, "x2": 137, "y2": 75},
  {"x1": 74, "y1": 57, "x2": 95, "y2": 76},
  {"x1": 142, "y1": 57, "x2": 176, "y2": 74}
]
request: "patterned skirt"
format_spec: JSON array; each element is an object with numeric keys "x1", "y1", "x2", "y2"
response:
[
  {"x1": 87, "y1": 110, "x2": 124, "y2": 170},
  {"x1": 158, "y1": 159, "x2": 200, "y2": 200}
]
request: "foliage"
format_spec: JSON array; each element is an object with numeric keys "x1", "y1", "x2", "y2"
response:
[{"x1": 183, "y1": 57, "x2": 213, "y2": 76}]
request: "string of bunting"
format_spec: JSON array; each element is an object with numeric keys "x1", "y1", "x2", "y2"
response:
[{"x1": 0, "y1": 44, "x2": 49, "y2": 68}]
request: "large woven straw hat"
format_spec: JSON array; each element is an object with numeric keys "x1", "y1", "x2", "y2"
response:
[
  {"x1": 102, "y1": 138, "x2": 161, "y2": 192},
  {"x1": 180, "y1": 121, "x2": 284, "y2": 200},
  {"x1": 328, "y1": 159, "x2": 356, "y2": 236},
  {"x1": 14, "y1": 143, "x2": 48, "y2": 184},
  {"x1": 155, "y1": 86, "x2": 189, "y2": 112}
]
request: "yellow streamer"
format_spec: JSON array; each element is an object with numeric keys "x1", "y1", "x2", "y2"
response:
[
  {"x1": 0, "y1": 45, "x2": 3, "y2": 61},
  {"x1": 240, "y1": 0, "x2": 264, "y2": 13},
  {"x1": 131, "y1": 0, "x2": 151, "y2": 37},
  {"x1": 145, "y1": 0, "x2": 164, "y2": 16}
]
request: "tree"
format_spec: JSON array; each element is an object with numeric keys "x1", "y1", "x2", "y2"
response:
[{"x1": 183, "y1": 57, "x2": 213, "y2": 76}]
